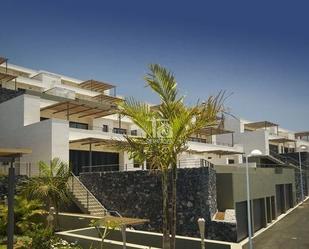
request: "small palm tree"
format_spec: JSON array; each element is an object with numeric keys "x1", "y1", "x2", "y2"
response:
[
  {"x1": 118, "y1": 64, "x2": 224, "y2": 249},
  {"x1": 0, "y1": 196, "x2": 46, "y2": 236},
  {"x1": 21, "y1": 158, "x2": 71, "y2": 229}
]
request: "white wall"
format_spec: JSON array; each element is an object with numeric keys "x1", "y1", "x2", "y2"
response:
[
  {"x1": 234, "y1": 130, "x2": 268, "y2": 156},
  {"x1": 0, "y1": 95, "x2": 69, "y2": 175}
]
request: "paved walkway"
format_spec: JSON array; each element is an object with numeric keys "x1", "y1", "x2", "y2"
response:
[{"x1": 243, "y1": 199, "x2": 309, "y2": 249}]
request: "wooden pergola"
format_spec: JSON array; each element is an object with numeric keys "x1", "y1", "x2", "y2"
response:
[
  {"x1": 69, "y1": 137, "x2": 127, "y2": 172},
  {"x1": 69, "y1": 137, "x2": 126, "y2": 147},
  {"x1": 244, "y1": 121, "x2": 279, "y2": 133},
  {"x1": 79, "y1": 79, "x2": 116, "y2": 94},
  {"x1": 41, "y1": 100, "x2": 118, "y2": 120},
  {"x1": 0, "y1": 147, "x2": 32, "y2": 157},
  {"x1": 0, "y1": 72, "x2": 17, "y2": 83}
]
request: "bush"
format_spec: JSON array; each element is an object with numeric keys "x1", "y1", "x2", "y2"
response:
[{"x1": 26, "y1": 225, "x2": 54, "y2": 249}]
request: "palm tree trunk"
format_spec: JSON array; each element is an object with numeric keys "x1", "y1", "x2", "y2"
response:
[
  {"x1": 162, "y1": 169, "x2": 170, "y2": 249},
  {"x1": 170, "y1": 162, "x2": 177, "y2": 249}
]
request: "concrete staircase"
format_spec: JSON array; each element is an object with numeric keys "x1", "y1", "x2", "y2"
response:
[{"x1": 68, "y1": 173, "x2": 109, "y2": 217}]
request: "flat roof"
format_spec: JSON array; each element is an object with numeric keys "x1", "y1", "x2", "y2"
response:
[
  {"x1": 0, "y1": 147, "x2": 32, "y2": 157},
  {"x1": 244, "y1": 121, "x2": 278, "y2": 130},
  {"x1": 79, "y1": 80, "x2": 115, "y2": 92}
]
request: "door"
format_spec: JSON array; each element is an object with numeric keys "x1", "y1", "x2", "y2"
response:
[
  {"x1": 276, "y1": 185, "x2": 285, "y2": 215},
  {"x1": 236, "y1": 201, "x2": 249, "y2": 242},
  {"x1": 253, "y1": 198, "x2": 266, "y2": 232}
]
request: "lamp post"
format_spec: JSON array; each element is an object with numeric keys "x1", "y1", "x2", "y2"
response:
[
  {"x1": 298, "y1": 145, "x2": 308, "y2": 203},
  {"x1": 7, "y1": 158, "x2": 15, "y2": 249},
  {"x1": 121, "y1": 225, "x2": 127, "y2": 249},
  {"x1": 245, "y1": 149, "x2": 262, "y2": 249},
  {"x1": 198, "y1": 218, "x2": 205, "y2": 249}
]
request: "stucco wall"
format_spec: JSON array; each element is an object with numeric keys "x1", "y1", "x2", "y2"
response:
[
  {"x1": 215, "y1": 165, "x2": 296, "y2": 209},
  {"x1": 0, "y1": 94, "x2": 69, "y2": 175}
]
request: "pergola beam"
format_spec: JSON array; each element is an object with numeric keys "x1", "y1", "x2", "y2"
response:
[{"x1": 52, "y1": 104, "x2": 82, "y2": 114}]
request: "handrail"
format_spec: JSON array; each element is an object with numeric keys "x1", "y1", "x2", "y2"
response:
[{"x1": 69, "y1": 173, "x2": 108, "y2": 214}]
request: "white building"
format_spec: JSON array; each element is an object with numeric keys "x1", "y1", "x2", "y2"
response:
[
  {"x1": 216, "y1": 115, "x2": 309, "y2": 166},
  {"x1": 0, "y1": 57, "x2": 244, "y2": 176}
]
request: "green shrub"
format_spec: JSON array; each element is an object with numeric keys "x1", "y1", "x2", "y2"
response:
[
  {"x1": 26, "y1": 225, "x2": 54, "y2": 249},
  {"x1": 0, "y1": 196, "x2": 46, "y2": 236}
]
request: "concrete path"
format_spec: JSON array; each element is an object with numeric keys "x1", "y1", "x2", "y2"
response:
[{"x1": 243, "y1": 199, "x2": 309, "y2": 249}]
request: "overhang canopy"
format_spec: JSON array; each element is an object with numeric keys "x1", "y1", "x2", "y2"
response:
[
  {"x1": 0, "y1": 147, "x2": 32, "y2": 157},
  {"x1": 269, "y1": 137, "x2": 295, "y2": 143},
  {"x1": 0, "y1": 72, "x2": 17, "y2": 82},
  {"x1": 41, "y1": 99, "x2": 118, "y2": 119},
  {"x1": 188, "y1": 149, "x2": 243, "y2": 155},
  {"x1": 206, "y1": 149, "x2": 244, "y2": 155},
  {"x1": 197, "y1": 126, "x2": 233, "y2": 136},
  {"x1": 79, "y1": 80, "x2": 115, "y2": 92},
  {"x1": 70, "y1": 137, "x2": 126, "y2": 147},
  {"x1": 244, "y1": 121, "x2": 278, "y2": 130}
]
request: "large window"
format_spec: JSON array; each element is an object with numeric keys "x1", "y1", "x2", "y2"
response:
[
  {"x1": 113, "y1": 128, "x2": 127, "y2": 134},
  {"x1": 69, "y1": 121, "x2": 88, "y2": 130},
  {"x1": 69, "y1": 150, "x2": 119, "y2": 175}
]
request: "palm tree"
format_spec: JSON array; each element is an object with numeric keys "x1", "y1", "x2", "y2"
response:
[
  {"x1": 118, "y1": 64, "x2": 224, "y2": 249},
  {"x1": 21, "y1": 158, "x2": 71, "y2": 229}
]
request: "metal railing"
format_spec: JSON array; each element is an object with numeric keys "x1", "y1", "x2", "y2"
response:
[
  {"x1": 178, "y1": 158, "x2": 214, "y2": 168},
  {"x1": 188, "y1": 137, "x2": 233, "y2": 147},
  {"x1": 70, "y1": 124, "x2": 141, "y2": 137},
  {"x1": 82, "y1": 164, "x2": 120, "y2": 173},
  {"x1": 80, "y1": 158, "x2": 213, "y2": 174},
  {"x1": 68, "y1": 173, "x2": 109, "y2": 215}
]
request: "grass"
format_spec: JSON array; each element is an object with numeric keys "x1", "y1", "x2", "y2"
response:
[{"x1": 0, "y1": 245, "x2": 6, "y2": 249}]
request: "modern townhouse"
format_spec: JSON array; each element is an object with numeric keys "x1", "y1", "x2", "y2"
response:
[
  {"x1": 0, "y1": 56, "x2": 243, "y2": 176},
  {"x1": 1, "y1": 56, "x2": 308, "y2": 242}
]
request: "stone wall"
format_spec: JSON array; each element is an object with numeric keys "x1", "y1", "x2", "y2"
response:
[
  {"x1": 80, "y1": 167, "x2": 224, "y2": 239},
  {"x1": 0, "y1": 88, "x2": 24, "y2": 104}
]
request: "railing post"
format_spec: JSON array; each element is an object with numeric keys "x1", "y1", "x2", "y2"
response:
[{"x1": 87, "y1": 191, "x2": 89, "y2": 210}]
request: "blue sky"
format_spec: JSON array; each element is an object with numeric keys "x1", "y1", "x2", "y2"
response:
[{"x1": 0, "y1": 0, "x2": 308, "y2": 130}]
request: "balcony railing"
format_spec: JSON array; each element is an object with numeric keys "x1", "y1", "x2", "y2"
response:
[
  {"x1": 80, "y1": 158, "x2": 213, "y2": 174},
  {"x1": 188, "y1": 137, "x2": 233, "y2": 147}
]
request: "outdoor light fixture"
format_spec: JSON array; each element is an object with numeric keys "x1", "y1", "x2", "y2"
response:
[
  {"x1": 198, "y1": 218, "x2": 205, "y2": 249},
  {"x1": 298, "y1": 145, "x2": 308, "y2": 202},
  {"x1": 245, "y1": 149, "x2": 262, "y2": 249}
]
